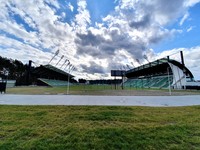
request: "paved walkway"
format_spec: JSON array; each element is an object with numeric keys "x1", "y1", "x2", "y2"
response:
[{"x1": 0, "y1": 94, "x2": 200, "y2": 106}]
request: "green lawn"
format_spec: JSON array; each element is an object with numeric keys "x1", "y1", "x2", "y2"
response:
[
  {"x1": 6, "y1": 85, "x2": 200, "y2": 96},
  {"x1": 0, "y1": 105, "x2": 200, "y2": 149},
  {"x1": 6, "y1": 85, "x2": 116, "y2": 95}
]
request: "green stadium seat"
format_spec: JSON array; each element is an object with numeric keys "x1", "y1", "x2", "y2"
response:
[
  {"x1": 38, "y1": 78, "x2": 71, "y2": 87},
  {"x1": 124, "y1": 75, "x2": 173, "y2": 89}
]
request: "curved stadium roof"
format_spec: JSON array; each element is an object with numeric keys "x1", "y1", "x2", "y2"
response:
[{"x1": 125, "y1": 58, "x2": 194, "y2": 79}]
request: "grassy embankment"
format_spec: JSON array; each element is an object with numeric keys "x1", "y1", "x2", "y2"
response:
[{"x1": 0, "y1": 105, "x2": 200, "y2": 149}]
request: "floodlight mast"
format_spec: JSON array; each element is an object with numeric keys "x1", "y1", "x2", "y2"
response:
[
  {"x1": 126, "y1": 64, "x2": 131, "y2": 70},
  {"x1": 60, "y1": 59, "x2": 69, "y2": 69},
  {"x1": 131, "y1": 62, "x2": 135, "y2": 68},
  {"x1": 123, "y1": 66, "x2": 126, "y2": 71},
  {"x1": 143, "y1": 55, "x2": 150, "y2": 63},
  {"x1": 64, "y1": 61, "x2": 70, "y2": 70},
  {"x1": 67, "y1": 64, "x2": 72, "y2": 72},
  {"x1": 136, "y1": 58, "x2": 141, "y2": 65},
  {"x1": 48, "y1": 50, "x2": 59, "y2": 64},
  {"x1": 56, "y1": 55, "x2": 64, "y2": 66}
]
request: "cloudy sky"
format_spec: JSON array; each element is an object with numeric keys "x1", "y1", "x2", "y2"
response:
[{"x1": 0, "y1": 0, "x2": 200, "y2": 80}]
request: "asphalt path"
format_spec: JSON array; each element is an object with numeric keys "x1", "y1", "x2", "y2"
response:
[{"x1": 0, "y1": 94, "x2": 200, "y2": 107}]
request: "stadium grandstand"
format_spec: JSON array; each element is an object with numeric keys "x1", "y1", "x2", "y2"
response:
[
  {"x1": 123, "y1": 51, "x2": 200, "y2": 90},
  {"x1": 30, "y1": 50, "x2": 76, "y2": 87},
  {"x1": 32, "y1": 64, "x2": 75, "y2": 87}
]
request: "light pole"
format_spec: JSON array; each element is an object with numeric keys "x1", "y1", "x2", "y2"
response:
[
  {"x1": 67, "y1": 71, "x2": 70, "y2": 95},
  {"x1": 67, "y1": 65, "x2": 71, "y2": 95},
  {"x1": 167, "y1": 67, "x2": 172, "y2": 96},
  {"x1": 67, "y1": 65, "x2": 75, "y2": 95}
]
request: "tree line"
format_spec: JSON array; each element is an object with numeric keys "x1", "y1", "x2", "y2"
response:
[{"x1": 0, "y1": 56, "x2": 31, "y2": 85}]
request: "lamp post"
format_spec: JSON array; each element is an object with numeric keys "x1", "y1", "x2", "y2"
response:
[
  {"x1": 67, "y1": 64, "x2": 75, "y2": 95},
  {"x1": 167, "y1": 67, "x2": 172, "y2": 96},
  {"x1": 67, "y1": 63, "x2": 71, "y2": 95},
  {"x1": 67, "y1": 71, "x2": 70, "y2": 95}
]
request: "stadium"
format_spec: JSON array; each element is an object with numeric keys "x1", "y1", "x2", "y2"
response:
[
  {"x1": 1, "y1": 50, "x2": 200, "y2": 91},
  {"x1": 23, "y1": 49, "x2": 77, "y2": 87},
  {"x1": 28, "y1": 51, "x2": 200, "y2": 92},
  {"x1": 123, "y1": 51, "x2": 200, "y2": 90},
  {"x1": 124, "y1": 52, "x2": 199, "y2": 89}
]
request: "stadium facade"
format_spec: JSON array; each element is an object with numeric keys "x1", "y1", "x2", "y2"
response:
[{"x1": 124, "y1": 51, "x2": 200, "y2": 90}]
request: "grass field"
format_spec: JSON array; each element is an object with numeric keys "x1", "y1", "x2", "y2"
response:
[
  {"x1": 0, "y1": 105, "x2": 200, "y2": 149},
  {"x1": 6, "y1": 85, "x2": 118, "y2": 95},
  {"x1": 6, "y1": 85, "x2": 200, "y2": 96},
  {"x1": 3, "y1": 85, "x2": 200, "y2": 149}
]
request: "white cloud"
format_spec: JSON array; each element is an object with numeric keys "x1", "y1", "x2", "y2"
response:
[
  {"x1": 61, "y1": 12, "x2": 66, "y2": 18},
  {"x1": 45, "y1": 0, "x2": 60, "y2": 9},
  {"x1": 74, "y1": 0, "x2": 91, "y2": 33},
  {"x1": 74, "y1": 0, "x2": 193, "y2": 77},
  {"x1": 68, "y1": 2, "x2": 74, "y2": 12},
  {"x1": 0, "y1": 0, "x2": 77, "y2": 70},
  {"x1": 116, "y1": 0, "x2": 187, "y2": 26},
  {"x1": 154, "y1": 47, "x2": 200, "y2": 80},
  {"x1": 184, "y1": 0, "x2": 200, "y2": 7},
  {"x1": 187, "y1": 26, "x2": 194, "y2": 32},
  {"x1": 0, "y1": 35, "x2": 52, "y2": 65},
  {"x1": 0, "y1": 0, "x2": 200, "y2": 80},
  {"x1": 179, "y1": 12, "x2": 189, "y2": 26}
]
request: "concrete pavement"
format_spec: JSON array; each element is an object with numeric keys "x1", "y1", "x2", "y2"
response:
[{"x1": 0, "y1": 94, "x2": 200, "y2": 106}]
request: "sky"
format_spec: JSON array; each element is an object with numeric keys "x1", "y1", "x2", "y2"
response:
[{"x1": 0, "y1": 0, "x2": 200, "y2": 80}]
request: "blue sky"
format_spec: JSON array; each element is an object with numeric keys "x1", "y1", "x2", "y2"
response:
[
  {"x1": 87, "y1": 0, "x2": 117, "y2": 24},
  {"x1": 153, "y1": 2, "x2": 200, "y2": 52},
  {"x1": 0, "y1": 0, "x2": 200, "y2": 79}
]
